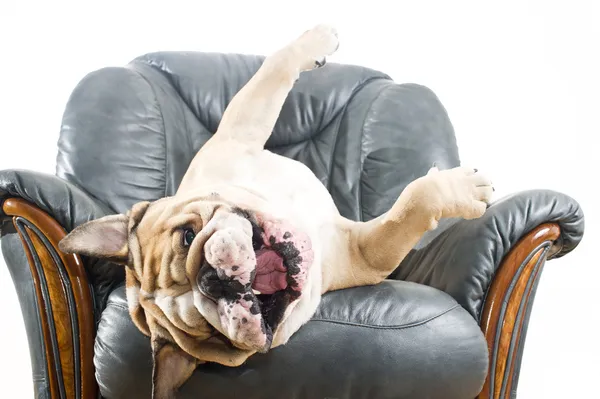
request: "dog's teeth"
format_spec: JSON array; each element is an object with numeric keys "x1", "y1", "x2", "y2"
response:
[{"x1": 252, "y1": 289, "x2": 262, "y2": 295}]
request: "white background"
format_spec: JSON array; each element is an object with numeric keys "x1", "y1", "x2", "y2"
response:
[{"x1": 1, "y1": 1, "x2": 598, "y2": 397}]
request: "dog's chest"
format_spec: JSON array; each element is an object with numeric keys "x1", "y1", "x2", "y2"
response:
[{"x1": 231, "y1": 150, "x2": 337, "y2": 223}]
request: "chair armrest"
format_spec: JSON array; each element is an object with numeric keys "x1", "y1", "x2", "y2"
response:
[
  {"x1": 0, "y1": 169, "x2": 116, "y2": 399},
  {"x1": 0, "y1": 169, "x2": 124, "y2": 305},
  {"x1": 392, "y1": 189, "x2": 584, "y2": 318},
  {"x1": 391, "y1": 188, "x2": 584, "y2": 399},
  {"x1": 0, "y1": 169, "x2": 112, "y2": 229}
]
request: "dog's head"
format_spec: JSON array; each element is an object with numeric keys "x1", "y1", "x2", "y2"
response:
[{"x1": 59, "y1": 191, "x2": 314, "y2": 398}]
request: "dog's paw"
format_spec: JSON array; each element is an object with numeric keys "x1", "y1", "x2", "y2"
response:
[
  {"x1": 418, "y1": 166, "x2": 494, "y2": 220},
  {"x1": 294, "y1": 24, "x2": 339, "y2": 70}
]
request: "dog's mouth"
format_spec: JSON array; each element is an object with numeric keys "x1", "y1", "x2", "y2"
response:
[
  {"x1": 250, "y1": 218, "x2": 303, "y2": 334},
  {"x1": 197, "y1": 211, "x2": 313, "y2": 352}
]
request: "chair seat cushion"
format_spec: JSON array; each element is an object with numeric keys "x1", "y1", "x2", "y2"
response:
[{"x1": 95, "y1": 280, "x2": 488, "y2": 399}]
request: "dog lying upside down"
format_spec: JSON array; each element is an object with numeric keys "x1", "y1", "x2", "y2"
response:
[{"x1": 59, "y1": 25, "x2": 493, "y2": 399}]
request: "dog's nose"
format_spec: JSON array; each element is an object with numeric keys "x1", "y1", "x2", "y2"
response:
[
  {"x1": 204, "y1": 227, "x2": 253, "y2": 269},
  {"x1": 197, "y1": 260, "x2": 247, "y2": 301},
  {"x1": 205, "y1": 229, "x2": 240, "y2": 267}
]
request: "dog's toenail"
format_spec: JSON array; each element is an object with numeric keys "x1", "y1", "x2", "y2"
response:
[
  {"x1": 315, "y1": 58, "x2": 326, "y2": 67},
  {"x1": 474, "y1": 168, "x2": 478, "y2": 173}
]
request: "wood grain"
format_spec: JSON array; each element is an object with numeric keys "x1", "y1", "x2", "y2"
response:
[
  {"x1": 4, "y1": 198, "x2": 97, "y2": 399},
  {"x1": 478, "y1": 223, "x2": 560, "y2": 399},
  {"x1": 15, "y1": 223, "x2": 62, "y2": 398}
]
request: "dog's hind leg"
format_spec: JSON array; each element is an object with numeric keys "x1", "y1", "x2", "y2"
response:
[
  {"x1": 213, "y1": 25, "x2": 339, "y2": 150},
  {"x1": 323, "y1": 167, "x2": 494, "y2": 292}
]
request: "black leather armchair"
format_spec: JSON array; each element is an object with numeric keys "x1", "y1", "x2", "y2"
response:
[{"x1": 0, "y1": 52, "x2": 584, "y2": 399}]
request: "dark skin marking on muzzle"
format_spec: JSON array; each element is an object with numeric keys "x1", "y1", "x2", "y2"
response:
[
  {"x1": 197, "y1": 261, "x2": 248, "y2": 302},
  {"x1": 231, "y1": 207, "x2": 264, "y2": 250},
  {"x1": 268, "y1": 235, "x2": 303, "y2": 289},
  {"x1": 249, "y1": 298, "x2": 261, "y2": 316},
  {"x1": 239, "y1": 292, "x2": 262, "y2": 316},
  {"x1": 268, "y1": 236, "x2": 300, "y2": 261},
  {"x1": 198, "y1": 259, "x2": 263, "y2": 321},
  {"x1": 264, "y1": 291, "x2": 292, "y2": 331}
]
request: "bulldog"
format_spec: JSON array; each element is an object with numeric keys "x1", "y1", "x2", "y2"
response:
[{"x1": 59, "y1": 25, "x2": 493, "y2": 399}]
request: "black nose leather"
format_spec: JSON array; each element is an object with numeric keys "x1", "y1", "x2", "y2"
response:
[
  {"x1": 197, "y1": 260, "x2": 249, "y2": 302},
  {"x1": 197, "y1": 262, "x2": 221, "y2": 301}
]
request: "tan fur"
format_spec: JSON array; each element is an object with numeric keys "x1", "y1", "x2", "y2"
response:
[{"x1": 59, "y1": 25, "x2": 493, "y2": 399}]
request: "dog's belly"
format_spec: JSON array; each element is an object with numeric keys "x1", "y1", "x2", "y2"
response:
[
  {"x1": 185, "y1": 149, "x2": 339, "y2": 234},
  {"x1": 239, "y1": 151, "x2": 337, "y2": 220}
]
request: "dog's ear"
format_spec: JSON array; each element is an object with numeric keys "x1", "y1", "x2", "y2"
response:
[
  {"x1": 151, "y1": 337, "x2": 197, "y2": 399},
  {"x1": 58, "y1": 214, "x2": 130, "y2": 264}
]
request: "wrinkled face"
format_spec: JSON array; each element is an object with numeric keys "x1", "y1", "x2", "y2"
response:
[
  {"x1": 60, "y1": 192, "x2": 314, "y2": 357},
  {"x1": 134, "y1": 193, "x2": 314, "y2": 353}
]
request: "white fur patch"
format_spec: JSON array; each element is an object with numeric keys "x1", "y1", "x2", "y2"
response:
[
  {"x1": 153, "y1": 290, "x2": 199, "y2": 329},
  {"x1": 192, "y1": 287, "x2": 227, "y2": 336},
  {"x1": 125, "y1": 285, "x2": 140, "y2": 312},
  {"x1": 272, "y1": 249, "x2": 323, "y2": 347},
  {"x1": 154, "y1": 291, "x2": 175, "y2": 319},
  {"x1": 175, "y1": 291, "x2": 196, "y2": 327}
]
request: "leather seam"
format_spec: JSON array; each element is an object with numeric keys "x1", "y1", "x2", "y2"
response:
[
  {"x1": 357, "y1": 83, "x2": 393, "y2": 221},
  {"x1": 107, "y1": 303, "x2": 128, "y2": 312},
  {"x1": 310, "y1": 303, "x2": 459, "y2": 330},
  {"x1": 107, "y1": 302, "x2": 460, "y2": 331},
  {"x1": 137, "y1": 57, "x2": 390, "y2": 150},
  {"x1": 126, "y1": 64, "x2": 169, "y2": 198},
  {"x1": 325, "y1": 77, "x2": 390, "y2": 197},
  {"x1": 134, "y1": 59, "x2": 214, "y2": 137},
  {"x1": 477, "y1": 212, "x2": 511, "y2": 323},
  {"x1": 94, "y1": 329, "x2": 125, "y2": 361}
]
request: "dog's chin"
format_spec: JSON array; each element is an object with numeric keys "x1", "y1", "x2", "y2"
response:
[{"x1": 197, "y1": 210, "x2": 314, "y2": 353}]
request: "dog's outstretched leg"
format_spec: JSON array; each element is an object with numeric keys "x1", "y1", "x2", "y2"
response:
[
  {"x1": 213, "y1": 25, "x2": 339, "y2": 149},
  {"x1": 326, "y1": 167, "x2": 494, "y2": 291}
]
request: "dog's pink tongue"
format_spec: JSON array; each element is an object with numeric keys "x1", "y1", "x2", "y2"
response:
[{"x1": 253, "y1": 249, "x2": 287, "y2": 294}]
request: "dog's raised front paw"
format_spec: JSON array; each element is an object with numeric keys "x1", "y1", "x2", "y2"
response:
[
  {"x1": 416, "y1": 166, "x2": 494, "y2": 220},
  {"x1": 294, "y1": 24, "x2": 339, "y2": 70}
]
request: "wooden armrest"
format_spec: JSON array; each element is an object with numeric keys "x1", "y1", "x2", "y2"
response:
[
  {"x1": 477, "y1": 223, "x2": 561, "y2": 399},
  {"x1": 2, "y1": 198, "x2": 98, "y2": 399}
]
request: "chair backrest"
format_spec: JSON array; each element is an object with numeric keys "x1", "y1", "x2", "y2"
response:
[{"x1": 56, "y1": 52, "x2": 460, "y2": 222}]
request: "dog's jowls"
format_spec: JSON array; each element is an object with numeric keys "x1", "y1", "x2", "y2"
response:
[{"x1": 59, "y1": 25, "x2": 493, "y2": 399}]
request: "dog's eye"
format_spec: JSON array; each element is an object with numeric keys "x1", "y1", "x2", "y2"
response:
[{"x1": 182, "y1": 228, "x2": 196, "y2": 247}]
